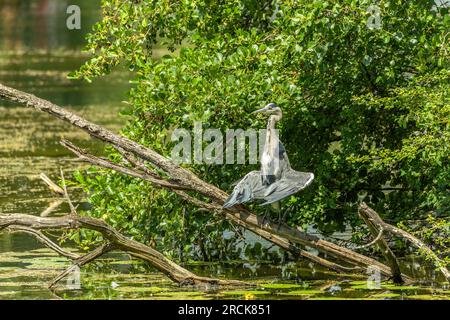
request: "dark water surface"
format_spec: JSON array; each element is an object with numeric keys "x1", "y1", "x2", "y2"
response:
[{"x1": 0, "y1": 0, "x2": 448, "y2": 300}]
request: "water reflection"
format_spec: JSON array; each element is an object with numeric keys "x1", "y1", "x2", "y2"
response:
[{"x1": 0, "y1": 0, "x2": 100, "y2": 50}]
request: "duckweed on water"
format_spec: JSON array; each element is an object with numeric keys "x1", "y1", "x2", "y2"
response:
[
  {"x1": 260, "y1": 283, "x2": 303, "y2": 290},
  {"x1": 278, "y1": 290, "x2": 323, "y2": 296},
  {"x1": 407, "y1": 295, "x2": 449, "y2": 300},
  {"x1": 222, "y1": 290, "x2": 271, "y2": 296},
  {"x1": 0, "y1": 249, "x2": 449, "y2": 300},
  {"x1": 371, "y1": 292, "x2": 402, "y2": 298},
  {"x1": 152, "y1": 291, "x2": 207, "y2": 300},
  {"x1": 115, "y1": 286, "x2": 168, "y2": 293},
  {"x1": 350, "y1": 282, "x2": 420, "y2": 291}
]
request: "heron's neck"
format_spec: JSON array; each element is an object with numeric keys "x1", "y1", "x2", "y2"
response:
[
  {"x1": 264, "y1": 115, "x2": 282, "y2": 155},
  {"x1": 266, "y1": 114, "x2": 281, "y2": 130}
]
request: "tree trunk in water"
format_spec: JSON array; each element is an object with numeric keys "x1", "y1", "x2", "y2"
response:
[
  {"x1": 358, "y1": 203, "x2": 450, "y2": 283},
  {"x1": 358, "y1": 205, "x2": 404, "y2": 284}
]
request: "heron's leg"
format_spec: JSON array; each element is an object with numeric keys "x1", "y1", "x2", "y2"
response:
[
  {"x1": 277, "y1": 204, "x2": 294, "y2": 229},
  {"x1": 261, "y1": 207, "x2": 270, "y2": 226},
  {"x1": 269, "y1": 201, "x2": 283, "y2": 230},
  {"x1": 280, "y1": 208, "x2": 288, "y2": 224}
]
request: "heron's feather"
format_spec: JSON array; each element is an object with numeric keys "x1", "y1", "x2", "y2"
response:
[
  {"x1": 260, "y1": 171, "x2": 314, "y2": 205},
  {"x1": 223, "y1": 171, "x2": 261, "y2": 208}
]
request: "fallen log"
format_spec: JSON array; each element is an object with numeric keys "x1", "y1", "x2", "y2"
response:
[
  {"x1": 358, "y1": 203, "x2": 450, "y2": 282},
  {"x1": 0, "y1": 83, "x2": 410, "y2": 280},
  {"x1": 0, "y1": 213, "x2": 250, "y2": 289},
  {"x1": 2, "y1": 172, "x2": 249, "y2": 289}
]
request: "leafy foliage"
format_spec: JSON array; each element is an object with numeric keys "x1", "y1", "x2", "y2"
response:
[{"x1": 71, "y1": 0, "x2": 449, "y2": 261}]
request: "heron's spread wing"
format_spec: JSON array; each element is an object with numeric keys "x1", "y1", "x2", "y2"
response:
[
  {"x1": 223, "y1": 171, "x2": 266, "y2": 208},
  {"x1": 260, "y1": 170, "x2": 314, "y2": 205},
  {"x1": 223, "y1": 169, "x2": 314, "y2": 208}
]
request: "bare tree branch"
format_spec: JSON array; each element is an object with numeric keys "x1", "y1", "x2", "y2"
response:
[
  {"x1": 61, "y1": 140, "x2": 191, "y2": 191},
  {"x1": 0, "y1": 213, "x2": 250, "y2": 288},
  {"x1": 40, "y1": 173, "x2": 64, "y2": 195},
  {"x1": 354, "y1": 227, "x2": 384, "y2": 250},
  {"x1": 359, "y1": 202, "x2": 450, "y2": 282},
  {"x1": 60, "y1": 168, "x2": 77, "y2": 215},
  {"x1": 48, "y1": 243, "x2": 114, "y2": 289},
  {"x1": 6, "y1": 225, "x2": 79, "y2": 260},
  {"x1": 40, "y1": 200, "x2": 63, "y2": 217},
  {"x1": 358, "y1": 207, "x2": 404, "y2": 284}
]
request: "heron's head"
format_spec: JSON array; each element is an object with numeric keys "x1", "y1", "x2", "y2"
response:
[{"x1": 252, "y1": 103, "x2": 282, "y2": 117}]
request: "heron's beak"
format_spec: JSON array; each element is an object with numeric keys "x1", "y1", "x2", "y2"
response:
[{"x1": 251, "y1": 106, "x2": 268, "y2": 114}]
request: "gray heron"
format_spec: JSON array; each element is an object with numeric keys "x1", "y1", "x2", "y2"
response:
[{"x1": 223, "y1": 103, "x2": 314, "y2": 217}]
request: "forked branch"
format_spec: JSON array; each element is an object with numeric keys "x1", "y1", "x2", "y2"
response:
[{"x1": 0, "y1": 213, "x2": 250, "y2": 288}]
